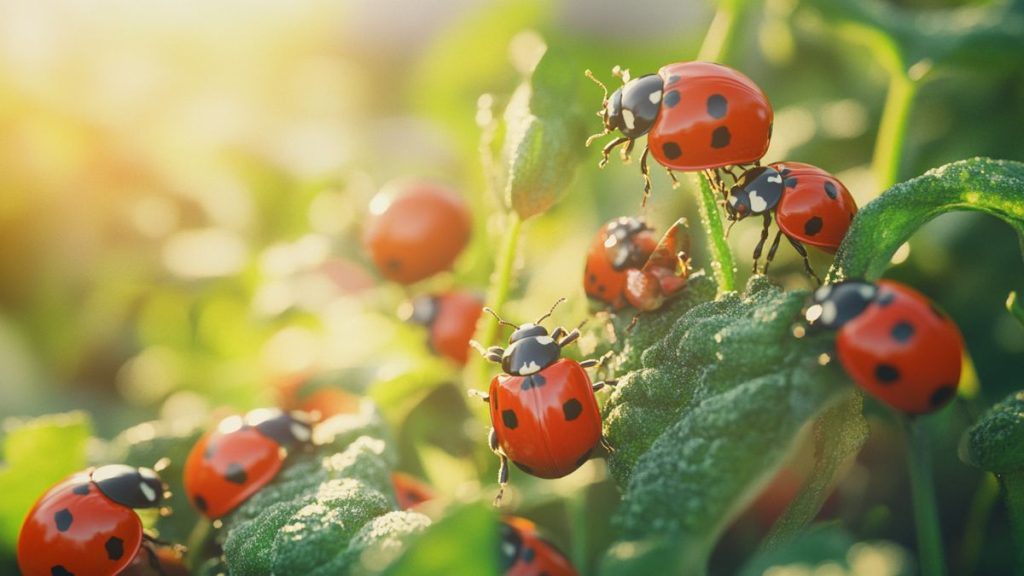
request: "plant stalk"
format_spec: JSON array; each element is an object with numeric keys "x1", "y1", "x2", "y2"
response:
[
  {"x1": 872, "y1": 72, "x2": 918, "y2": 190},
  {"x1": 957, "y1": 473, "x2": 999, "y2": 575},
  {"x1": 905, "y1": 418, "x2": 947, "y2": 576},
  {"x1": 698, "y1": 2, "x2": 743, "y2": 64},
  {"x1": 696, "y1": 173, "x2": 737, "y2": 293},
  {"x1": 1002, "y1": 473, "x2": 1024, "y2": 574}
]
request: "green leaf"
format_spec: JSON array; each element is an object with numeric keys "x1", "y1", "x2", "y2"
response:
[
  {"x1": 960, "y1": 390, "x2": 1024, "y2": 475},
  {"x1": 602, "y1": 277, "x2": 852, "y2": 572},
  {"x1": 382, "y1": 503, "x2": 499, "y2": 576},
  {"x1": 0, "y1": 412, "x2": 91, "y2": 554},
  {"x1": 215, "y1": 401, "x2": 430, "y2": 575},
  {"x1": 829, "y1": 158, "x2": 1024, "y2": 282},
  {"x1": 497, "y1": 45, "x2": 588, "y2": 220},
  {"x1": 739, "y1": 523, "x2": 912, "y2": 576},
  {"x1": 1008, "y1": 292, "x2": 1024, "y2": 329}
]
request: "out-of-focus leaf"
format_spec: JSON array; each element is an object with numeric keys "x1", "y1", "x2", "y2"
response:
[
  {"x1": 739, "y1": 523, "x2": 912, "y2": 576},
  {"x1": 497, "y1": 46, "x2": 589, "y2": 219},
  {"x1": 829, "y1": 158, "x2": 1024, "y2": 282},
  {"x1": 602, "y1": 277, "x2": 852, "y2": 572},
  {"x1": 598, "y1": 537, "x2": 693, "y2": 576},
  {"x1": 0, "y1": 412, "x2": 91, "y2": 554},
  {"x1": 382, "y1": 503, "x2": 499, "y2": 576},
  {"x1": 1008, "y1": 292, "x2": 1024, "y2": 328}
]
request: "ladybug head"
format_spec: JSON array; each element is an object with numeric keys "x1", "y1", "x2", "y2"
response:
[
  {"x1": 246, "y1": 408, "x2": 314, "y2": 448},
  {"x1": 587, "y1": 68, "x2": 664, "y2": 140},
  {"x1": 92, "y1": 464, "x2": 166, "y2": 509},
  {"x1": 804, "y1": 281, "x2": 879, "y2": 331},
  {"x1": 726, "y1": 166, "x2": 784, "y2": 221},
  {"x1": 604, "y1": 217, "x2": 656, "y2": 270},
  {"x1": 400, "y1": 294, "x2": 439, "y2": 328}
]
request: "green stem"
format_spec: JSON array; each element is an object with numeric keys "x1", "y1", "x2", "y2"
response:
[
  {"x1": 698, "y1": 2, "x2": 743, "y2": 64},
  {"x1": 957, "y1": 473, "x2": 999, "y2": 575},
  {"x1": 1003, "y1": 474, "x2": 1024, "y2": 574},
  {"x1": 872, "y1": 72, "x2": 918, "y2": 190},
  {"x1": 696, "y1": 173, "x2": 737, "y2": 293},
  {"x1": 905, "y1": 418, "x2": 947, "y2": 576}
]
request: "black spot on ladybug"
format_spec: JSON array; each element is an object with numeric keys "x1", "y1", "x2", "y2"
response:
[
  {"x1": 387, "y1": 259, "x2": 401, "y2": 271},
  {"x1": 663, "y1": 90, "x2": 681, "y2": 108},
  {"x1": 513, "y1": 460, "x2": 534, "y2": 475},
  {"x1": 785, "y1": 177, "x2": 798, "y2": 188},
  {"x1": 707, "y1": 94, "x2": 728, "y2": 118},
  {"x1": 667, "y1": 74, "x2": 681, "y2": 85},
  {"x1": 502, "y1": 409, "x2": 518, "y2": 430},
  {"x1": 521, "y1": 374, "x2": 547, "y2": 390},
  {"x1": 72, "y1": 484, "x2": 90, "y2": 495},
  {"x1": 804, "y1": 216, "x2": 824, "y2": 236},
  {"x1": 877, "y1": 292, "x2": 896, "y2": 307},
  {"x1": 563, "y1": 398, "x2": 583, "y2": 421},
  {"x1": 51, "y1": 566, "x2": 73, "y2": 576},
  {"x1": 225, "y1": 462, "x2": 248, "y2": 485},
  {"x1": 194, "y1": 495, "x2": 208, "y2": 512},
  {"x1": 930, "y1": 385, "x2": 956, "y2": 407},
  {"x1": 54, "y1": 508, "x2": 73, "y2": 532},
  {"x1": 588, "y1": 273, "x2": 597, "y2": 284},
  {"x1": 662, "y1": 142, "x2": 682, "y2": 160},
  {"x1": 575, "y1": 448, "x2": 593, "y2": 468},
  {"x1": 105, "y1": 536, "x2": 125, "y2": 561},
  {"x1": 875, "y1": 363, "x2": 900, "y2": 384},
  {"x1": 824, "y1": 181, "x2": 838, "y2": 199},
  {"x1": 891, "y1": 321, "x2": 915, "y2": 343},
  {"x1": 597, "y1": 284, "x2": 606, "y2": 293},
  {"x1": 711, "y1": 126, "x2": 731, "y2": 148},
  {"x1": 523, "y1": 547, "x2": 536, "y2": 562}
]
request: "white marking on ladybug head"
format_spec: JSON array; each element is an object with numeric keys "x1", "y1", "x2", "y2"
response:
[
  {"x1": 858, "y1": 285, "x2": 877, "y2": 300},
  {"x1": 518, "y1": 361, "x2": 542, "y2": 375},
  {"x1": 767, "y1": 174, "x2": 783, "y2": 184},
  {"x1": 814, "y1": 285, "x2": 832, "y2": 301},
  {"x1": 291, "y1": 423, "x2": 311, "y2": 443},
  {"x1": 648, "y1": 90, "x2": 662, "y2": 104},
  {"x1": 728, "y1": 195, "x2": 739, "y2": 206},
  {"x1": 622, "y1": 109, "x2": 636, "y2": 131},
  {"x1": 749, "y1": 190, "x2": 768, "y2": 213},
  {"x1": 805, "y1": 304, "x2": 823, "y2": 323},
  {"x1": 821, "y1": 301, "x2": 838, "y2": 325},
  {"x1": 536, "y1": 336, "x2": 554, "y2": 345},
  {"x1": 501, "y1": 541, "x2": 517, "y2": 558},
  {"x1": 139, "y1": 481, "x2": 157, "y2": 503}
]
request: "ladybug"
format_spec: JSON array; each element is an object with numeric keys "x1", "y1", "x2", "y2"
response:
[
  {"x1": 470, "y1": 300, "x2": 615, "y2": 502},
  {"x1": 391, "y1": 472, "x2": 435, "y2": 510},
  {"x1": 401, "y1": 290, "x2": 484, "y2": 364},
  {"x1": 725, "y1": 161, "x2": 858, "y2": 283},
  {"x1": 804, "y1": 280, "x2": 964, "y2": 415},
  {"x1": 184, "y1": 408, "x2": 314, "y2": 519},
  {"x1": 586, "y1": 62, "x2": 772, "y2": 202},
  {"x1": 18, "y1": 464, "x2": 169, "y2": 576},
  {"x1": 363, "y1": 180, "x2": 472, "y2": 285},
  {"x1": 499, "y1": 516, "x2": 578, "y2": 576},
  {"x1": 585, "y1": 217, "x2": 691, "y2": 311}
]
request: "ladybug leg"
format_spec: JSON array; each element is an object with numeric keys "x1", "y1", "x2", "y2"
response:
[
  {"x1": 621, "y1": 138, "x2": 635, "y2": 162},
  {"x1": 600, "y1": 435, "x2": 616, "y2": 454},
  {"x1": 579, "y1": 350, "x2": 613, "y2": 370},
  {"x1": 599, "y1": 136, "x2": 629, "y2": 168},
  {"x1": 585, "y1": 127, "x2": 610, "y2": 148},
  {"x1": 141, "y1": 534, "x2": 179, "y2": 576},
  {"x1": 640, "y1": 146, "x2": 652, "y2": 206},
  {"x1": 785, "y1": 235, "x2": 823, "y2": 285},
  {"x1": 591, "y1": 379, "x2": 618, "y2": 392},
  {"x1": 469, "y1": 340, "x2": 504, "y2": 364},
  {"x1": 751, "y1": 213, "x2": 773, "y2": 274},
  {"x1": 665, "y1": 167, "x2": 680, "y2": 189},
  {"x1": 489, "y1": 428, "x2": 509, "y2": 506},
  {"x1": 557, "y1": 328, "x2": 581, "y2": 350},
  {"x1": 763, "y1": 229, "x2": 784, "y2": 273},
  {"x1": 468, "y1": 389, "x2": 490, "y2": 403}
]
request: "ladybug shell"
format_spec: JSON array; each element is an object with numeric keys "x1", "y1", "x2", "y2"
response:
[
  {"x1": 184, "y1": 425, "x2": 287, "y2": 519},
  {"x1": 18, "y1": 471, "x2": 143, "y2": 576},
  {"x1": 489, "y1": 358, "x2": 601, "y2": 479},
  {"x1": 391, "y1": 472, "x2": 435, "y2": 510},
  {"x1": 647, "y1": 62, "x2": 772, "y2": 171},
  {"x1": 429, "y1": 291, "x2": 484, "y2": 364},
  {"x1": 836, "y1": 281, "x2": 963, "y2": 415},
  {"x1": 584, "y1": 220, "x2": 659, "y2": 310},
  {"x1": 772, "y1": 162, "x2": 857, "y2": 253},
  {"x1": 501, "y1": 516, "x2": 578, "y2": 576},
  {"x1": 363, "y1": 181, "x2": 472, "y2": 285}
]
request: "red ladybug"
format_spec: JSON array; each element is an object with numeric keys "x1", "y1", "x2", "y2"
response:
[
  {"x1": 500, "y1": 516, "x2": 578, "y2": 576},
  {"x1": 586, "y1": 62, "x2": 772, "y2": 202},
  {"x1": 402, "y1": 290, "x2": 484, "y2": 364},
  {"x1": 470, "y1": 301, "x2": 615, "y2": 501},
  {"x1": 725, "y1": 162, "x2": 857, "y2": 283},
  {"x1": 585, "y1": 217, "x2": 691, "y2": 311},
  {"x1": 363, "y1": 180, "x2": 472, "y2": 284},
  {"x1": 18, "y1": 465, "x2": 168, "y2": 576},
  {"x1": 184, "y1": 408, "x2": 313, "y2": 519},
  {"x1": 804, "y1": 280, "x2": 964, "y2": 414},
  {"x1": 391, "y1": 472, "x2": 435, "y2": 510}
]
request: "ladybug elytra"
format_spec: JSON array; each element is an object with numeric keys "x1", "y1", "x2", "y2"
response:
[
  {"x1": 18, "y1": 465, "x2": 170, "y2": 576},
  {"x1": 402, "y1": 290, "x2": 484, "y2": 365},
  {"x1": 500, "y1": 516, "x2": 579, "y2": 576},
  {"x1": 805, "y1": 280, "x2": 964, "y2": 415}
]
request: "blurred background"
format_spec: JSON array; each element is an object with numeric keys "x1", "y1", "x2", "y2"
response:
[{"x1": 0, "y1": 0, "x2": 1022, "y2": 574}]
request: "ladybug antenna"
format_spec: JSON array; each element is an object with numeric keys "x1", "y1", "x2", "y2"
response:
[
  {"x1": 612, "y1": 65, "x2": 631, "y2": 84},
  {"x1": 584, "y1": 69, "x2": 608, "y2": 103},
  {"x1": 483, "y1": 307, "x2": 519, "y2": 330},
  {"x1": 535, "y1": 297, "x2": 566, "y2": 325},
  {"x1": 725, "y1": 219, "x2": 737, "y2": 238}
]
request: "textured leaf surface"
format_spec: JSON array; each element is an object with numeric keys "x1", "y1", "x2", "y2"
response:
[
  {"x1": 602, "y1": 277, "x2": 851, "y2": 571},
  {"x1": 382, "y1": 503, "x2": 498, "y2": 576},
  {"x1": 960, "y1": 390, "x2": 1024, "y2": 473}
]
